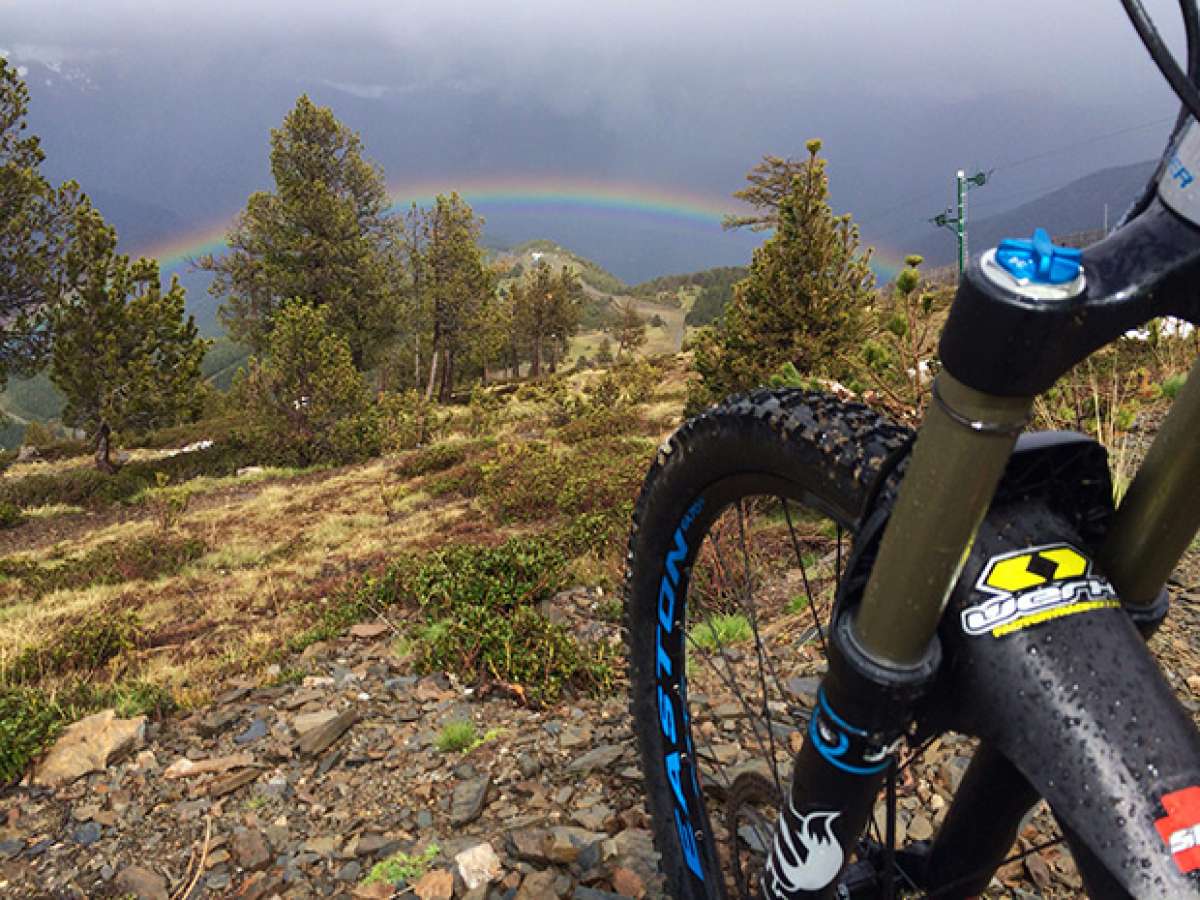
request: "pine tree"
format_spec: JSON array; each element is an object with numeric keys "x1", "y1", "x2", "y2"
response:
[
  {"x1": 613, "y1": 298, "x2": 647, "y2": 358},
  {"x1": 50, "y1": 207, "x2": 209, "y2": 472},
  {"x1": 511, "y1": 260, "x2": 582, "y2": 377},
  {"x1": 417, "y1": 194, "x2": 495, "y2": 401},
  {"x1": 690, "y1": 140, "x2": 875, "y2": 410},
  {"x1": 199, "y1": 95, "x2": 401, "y2": 369},
  {"x1": 0, "y1": 57, "x2": 80, "y2": 385},
  {"x1": 234, "y1": 303, "x2": 375, "y2": 465},
  {"x1": 721, "y1": 154, "x2": 811, "y2": 233}
]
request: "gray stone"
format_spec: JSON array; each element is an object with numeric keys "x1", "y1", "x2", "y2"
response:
[
  {"x1": 297, "y1": 708, "x2": 358, "y2": 755},
  {"x1": 235, "y1": 718, "x2": 269, "y2": 744},
  {"x1": 574, "y1": 888, "x2": 625, "y2": 900},
  {"x1": 451, "y1": 775, "x2": 492, "y2": 826},
  {"x1": 545, "y1": 827, "x2": 605, "y2": 865},
  {"x1": 416, "y1": 810, "x2": 434, "y2": 829},
  {"x1": 73, "y1": 822, "x2": 102, "y2": 846},
  {"x1": 232, "y1": 828, "x2": 271, "y2": 871},
  {"x1": 516, "y1": 752, "x2": 541, "y2": 779},
  {"x1": 507, "y1": 828, "x2": 550, "y2": 864},
  {"x1": 205, "y1": 872, "x2": 232, "y2": 891},
  {"x1": 195, "y1": 707, "x2": 241, "y2": 738},
  {"x1": 114, "y1": 865, "x2": 168, "y2": 900},
  {"x1": 567, "y1": 745, "x2": 624, "y2": 774},
  {"x1": 572, "y1": 804, "x2": 616, "y2": 834},
  {"x1": 515, "y1": 870, "x2": 558, "y2": 899},
  {"x1": 784, "y1": 676, "x2": 821, "y2": 702},
  {"x1": 336, "y1": 860, "x2": 362, "y2": 882},
  {"x1": 0, "y1": 839, "x2": 23, "y2": 860}
]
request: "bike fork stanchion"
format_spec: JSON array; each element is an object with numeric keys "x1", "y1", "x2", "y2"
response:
[{"x1": 760, "y1": 373, "x2": 1036, "y2": 899}]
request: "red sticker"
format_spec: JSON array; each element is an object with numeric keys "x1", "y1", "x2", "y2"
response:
[{"x1": 1155, "y1": 786, "x2": 1200, "y2": 874}]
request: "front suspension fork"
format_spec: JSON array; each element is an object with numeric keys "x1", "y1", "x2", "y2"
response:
[
  {"x1": 763, "y1": 353, "x2": 1200, "y2": 898},
  {"x1": 761, "y1": 373, "x2": 1033, "y2": 900}
]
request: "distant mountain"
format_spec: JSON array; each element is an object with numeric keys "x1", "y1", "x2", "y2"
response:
[{"x1": 902, "y1": 160, "x2": 1157, "y2": 266}]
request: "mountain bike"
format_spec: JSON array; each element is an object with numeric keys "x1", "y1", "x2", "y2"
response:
[{"x1": 624, "y1": 2, "x2": 1200, "y2": 896}]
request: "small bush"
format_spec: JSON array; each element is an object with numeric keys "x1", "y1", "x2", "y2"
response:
[
  {"x1": 0, "y1": 678, "x2": 173, "y2": 785},
  {"x1": 435, "y1": 720, "x2": 478, "y2": 752},
  {"x1": 0, "y1": 502, "x2": 22, "y2": 530},
  {"x1": 362, "y1": 844, "x2": 440, "y2": 888},
  {"x1": 480, "y1": 436, "x2": 653, "y2": 524},
  {"x1": 0, "y1": 533, "x2": 206, "y2": 599},
  {"x1": 689, "y1": 613, "x2": 752, "y2": 650},
  {"x1": 1161, "y1": 372, "x2": 1188, "y2": 400},
  {"x1": 378, "y1": 390, "x2": 445, "y2": 452},
  {"x1": 0, "y1": 687, "x2": 64, "y2": 784},
  {"x1": 393, "y1": 439, "x2": 493, "y2": 480}
]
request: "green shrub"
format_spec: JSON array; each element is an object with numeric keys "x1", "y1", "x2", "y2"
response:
[
  {"x1": 362, "y1": 844, "x2": 440, "y2": 888},
  {"x1": 0, "y1": 687, "x2": 65, "y2": 784},
  {"x1": 435, "y1": 720, "x2": 478, "y2": 752},
  {"x1": 393, "y1": 438, "x2": 494, "y2": 480},
  {"x1": 0, "y1": 534, "x2": 206, "y2": 599},
  {"x1": 0, "y1": 678, "x2": 173, "y2": 784},
  {"x1": 232, "y1": 304, "x2": 380, "y2": 466},
  {"x1": 0, "y1": 502, "x2": 22, "y2": 530},
  {"x1": 689, "y1": 613, "x2": 752, "y2": 650},
  {"x1": 424, "y1": 461, "x2": 488, "y2": 498},
  {"x1": 20, "y1": 421, "x2": 57, "y2": 449},
  {"x1": 480, "y1": 436, "x2": 653, "y2": 524},
  {"x1": 378, "y1": 390, "x2": 445, "y2": 452},
  {"x1": 1161, "y1": 372, "x2": 1188, "y2": 400}
]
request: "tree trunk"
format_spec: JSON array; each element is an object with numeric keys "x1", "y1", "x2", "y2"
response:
[
  {"x1": 414, "y1": 332, "x2": 421, "y2": 389},
  {"x1": 439, "y1": 349, "x2": 454, "y2": 403},
  {"x1": 94, "y1": 423, "x2": 117, "y2": 474},
  {"x1": 530, "y1": 335, "x2": 542, "y2": 378},
  {"x1": 424, "y1": 333, "x2": 439, "y2": 402}
]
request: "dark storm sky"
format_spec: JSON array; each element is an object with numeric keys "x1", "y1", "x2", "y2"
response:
[{"x1": 0, "y1": 0, "x2": 1187, "y2": 280}]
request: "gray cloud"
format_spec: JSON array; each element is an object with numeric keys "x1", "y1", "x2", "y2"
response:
[{"x1": 0, "y1": 0, "x2": 1190, "y2": 277}]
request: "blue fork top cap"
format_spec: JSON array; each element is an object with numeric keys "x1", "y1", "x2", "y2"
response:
[{"x1": 994, "y1": 228, "x2": 1082, "y2": 285}]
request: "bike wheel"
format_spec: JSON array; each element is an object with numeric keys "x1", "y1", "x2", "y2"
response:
[{"x1": 625, "y1": 389, "x2": 914, "y2": 899}]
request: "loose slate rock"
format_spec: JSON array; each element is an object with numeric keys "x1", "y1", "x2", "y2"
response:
[
  {"x1": 454, "y1": 841, "x2": 503, "y2": 891},
  {"x1": 209, "y1": 767, "x2": 260, "y2": 798},
  {"x1": 451, "y1": 775, "x2": 492, "y2": 826},
  {"x1": 235, "y1": 718, "x2": 269, "y2": 744},
  {"x1": 568, "y1": 745, "x2": 625, "y2": 774},
  {"x1": 298, "y1": 708, "x2": 359, "y2": 755},
  {"x1": 515, "y1": 870, "x2": 558, "y2": 899},
  {"x1": 413, "y1": 868, "x2": 454, "y2": 900},
  {"x1": 34, "y1": 709, "x2": 146, "y2": 787},
  {"x1": 232, "y1": 828, "x2": 271, "y2": 871},
  {"x1": 114, "y1": 865, "x2": 168, "y2": 900},
  {"x1": 73, "y1": 822, "x2": 102, "y2": 846}
]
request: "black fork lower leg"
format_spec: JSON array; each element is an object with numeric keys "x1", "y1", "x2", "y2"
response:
[{"x1": 759, "y1": 614, "x2": 940, "y2": 900}]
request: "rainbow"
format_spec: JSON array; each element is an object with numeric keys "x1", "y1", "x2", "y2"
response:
[
  {"x1": 137, "y1": 174, "x2": 905, "y2": 283},
  {"x1": 139, "y1": 176, "x2": 736, "y2": 272}
]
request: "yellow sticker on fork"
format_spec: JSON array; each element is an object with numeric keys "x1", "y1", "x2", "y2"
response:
[{"x1": 961, "y1": 543, "x2": 1120, "y2": 638}]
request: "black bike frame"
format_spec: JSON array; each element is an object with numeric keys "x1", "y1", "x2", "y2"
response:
[{"x1": 762, "y1": 150, "x2": 1200, "y2": 895}]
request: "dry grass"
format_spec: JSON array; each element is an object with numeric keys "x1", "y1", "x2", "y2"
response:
[{"x1": 0, "y1": 357, "x2": 693, "y2": 709}]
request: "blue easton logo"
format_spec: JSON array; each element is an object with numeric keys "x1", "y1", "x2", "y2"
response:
[
  {"x1": 1170, "y1": 153, "x2": 1195, "y2": 189},
  {"x1": 656, "y1": 497, "x2": 706, "y2": 879},
  {"x1": 809, "y1": 689, "x2": 891, "y2": 776}
]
